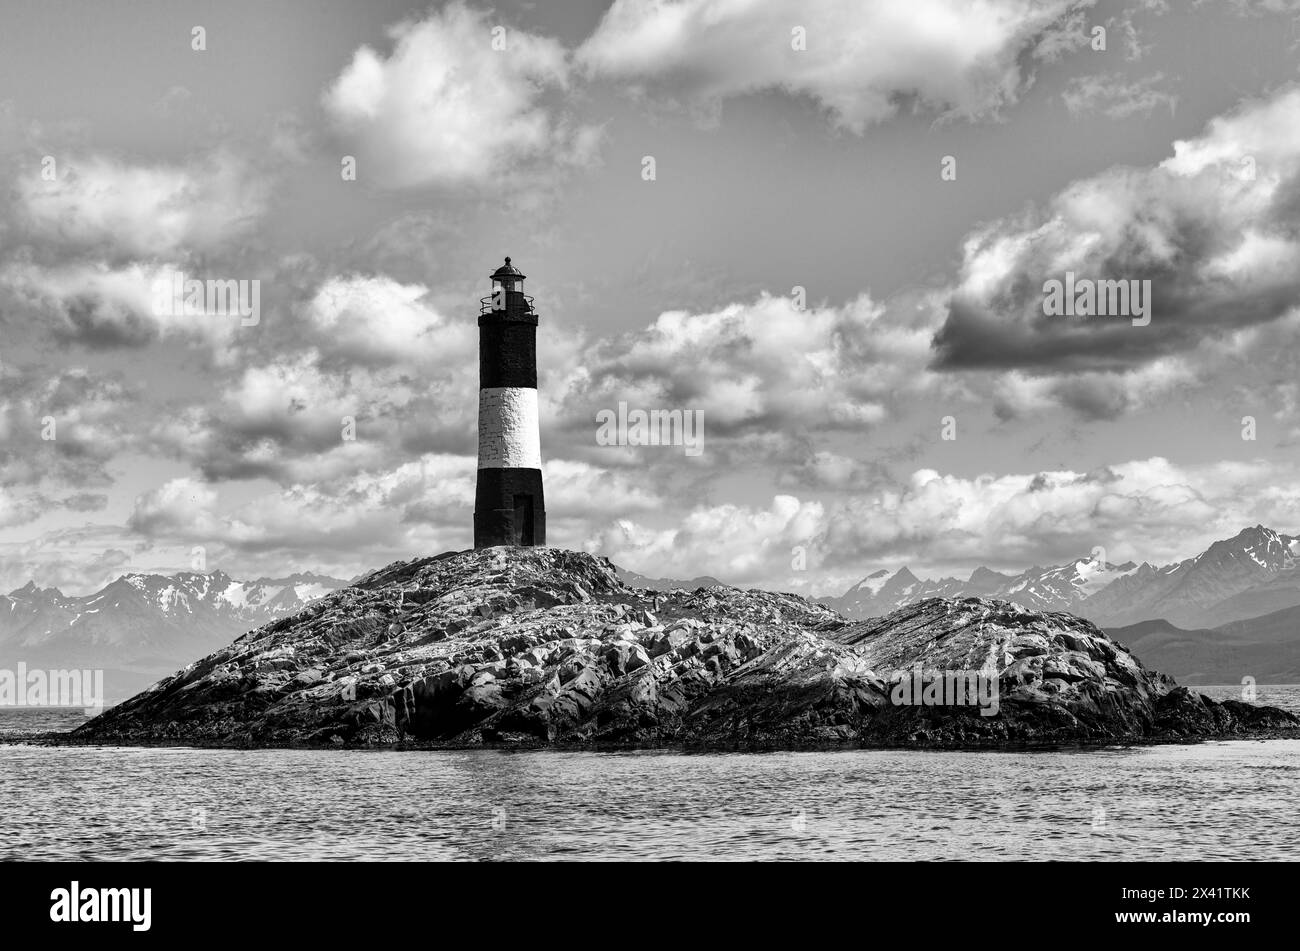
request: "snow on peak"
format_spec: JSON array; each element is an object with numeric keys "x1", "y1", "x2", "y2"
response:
[{"x1": 854, "y1": 569, "x2": 895, "y2": 596}]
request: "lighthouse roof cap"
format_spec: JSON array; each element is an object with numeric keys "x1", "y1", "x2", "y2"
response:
[{"x1": 491, "y1": 256, "x2": 526, "y2": 281}]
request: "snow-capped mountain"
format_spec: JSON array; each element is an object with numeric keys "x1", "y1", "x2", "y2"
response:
[
  {"x1": 0, "y1": 569, "x2": 349, "y2": 701},
  {"x1": 821, "y1": 559, "x2": 1137, "y2": 619},
  {"x1": 822, "y1": 525, "x2": 1299, "y2": 629},
  {"x1": 824, "y1": 566, "x2": 969, "y2": 618},
  {"x1": 1077, "y1": 525, "x2": 1300, "y2": 628},
  {"x1": 996, "y1": 558, "x2": 1140, "y2": 613}
]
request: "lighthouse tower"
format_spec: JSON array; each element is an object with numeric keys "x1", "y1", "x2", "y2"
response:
[{"x1": 474, "y1": 257, "x2": 546, "y2": 548}]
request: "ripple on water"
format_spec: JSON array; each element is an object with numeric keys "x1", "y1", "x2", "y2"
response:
[{"x1": 2, "y1": 696, "x2": 1299, "y2": 861}]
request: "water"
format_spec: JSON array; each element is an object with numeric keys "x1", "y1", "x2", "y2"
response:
[
  {"x1": 3, "y1": 687, "x2": 1298, "y2": 861},
  {"x1": 1195, "y1": 683, "x2": 1300, "y2": 714}
]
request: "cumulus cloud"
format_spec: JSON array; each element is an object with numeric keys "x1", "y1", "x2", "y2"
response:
[
  {"x1": 931, "y1": 84, "x2": 1300, "y2": 405},
  {"x1": 0, "y1": 366, "x2": 134, "y2": 488},
  {"x1": 0, "y1": 149, "x2": 278, "y2": 356},
  {"x1": 129, "y1": 464, "x2": 469, "y2": 557},
  {"x1": 578, "y1": 0, "x2": 1088, "y2": 131},
  {"x1": 557, "y1": 290, "x2": 939, "y2": 440},
  {"x1": 132, "y1": 274, "x2": 935, "y2": 490},
  {"x1": 587, "y1": 494, "x2": 824, "y2": 584},
  {"x1": 25, "y1": 451, "x2": 1300, "y2": 594},
  {"x1": 989, "y1": 356, "x2": 1197, "y2": 421},
  {"x1": 14, "y1": 151, "x2": 268, "y2": 258},
  {"x1": 821, "y1": 456, "x2": 1300, "y2": 576},
  {"x1": 323, "y1": 1, "x2": 601, "y2": 188},
  {"x1": 587, "y1": 456, "x2": 1300, "y2": 590},
  {"x1": 155, "y1": 354, "x2": 422, "y2": 482},
  {"x1": 0, "y1": 260, "x2": 256, "y2": 352},
  {"x1": 301, "y1": 275, "x2": 476, "y2": 369},
  {"x1": 142, "y1": 270, "x2": 496, "y2": 484},
  {"x1": 127, "y1": 454, "x2": 661, "y2": 569}
]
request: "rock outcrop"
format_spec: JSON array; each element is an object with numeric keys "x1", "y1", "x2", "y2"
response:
[{"x1": 71, "y1": 548, "x2": 1298, "y2": 749}]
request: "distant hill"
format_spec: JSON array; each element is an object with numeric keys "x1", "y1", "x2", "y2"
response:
[
  {"x1": 616, "y1": 567, "x2": 726, "y2": 592},
  {"x1": 1106, "y1": 610, "x2": 1300, "y2": 685}
]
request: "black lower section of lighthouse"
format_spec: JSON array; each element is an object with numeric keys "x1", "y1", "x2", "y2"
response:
[{"x1": 474, "y1": 468, "x2": 545, "y2": 547}]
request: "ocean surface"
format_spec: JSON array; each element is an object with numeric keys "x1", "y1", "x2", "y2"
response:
[{"x1": 2, "y1": 686, "x2": 1298, "y2": 861}]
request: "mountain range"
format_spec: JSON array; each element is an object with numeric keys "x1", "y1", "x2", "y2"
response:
[
  {"x1": 819, "y1": 525, "x2": 1300, "y2": 631},
  {"x1": 614, "y1": 526, "x2": 1300, "y2": 683},
  {"x1": 0, "y1": 570, "x2": 348, "y2": 700},
  {"x1": 811, "y1": 525, "x2": 1300, "y2": 684},
  {"x1": 4, "y1": 525, "x2": 1298, "y2": 700},
  {"x1": 615, "y1": 567, "x2": 726, "y2": 592}
]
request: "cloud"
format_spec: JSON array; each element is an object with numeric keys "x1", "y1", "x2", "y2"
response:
[
  {"x1": 300, "y1": 274, "x2": 476, "y2": 369},
  {"x1": 144, "y1": 270, "x2": 491, "y2": 483},
  {"x1": 142, "y1": 276, "x2": 940, "y2": 494},
  {"x1": 128, "y1": 466, "x2": 467, "y2": 556},
  {"x1": 556, "y1": 290, "x2": 940, "y2": 442},
  {"x1": 128, "y1": 477, "x2": 220, "y2": 537},
  {"x1": 157, "y1": 354, "x2": 425, "y2": 483},
  {"x1": 930, "y1": 84, "x2": 1300, "y2": 401},
  {"x1": 578, "y1": 0, "x2": 1088, "y2": 131},
  {"x1": 821, "y1": 457, "x2": 1300, "y2": 576},
  {"x1": 0, "y1": 366, "x2": 134, "y2": 488},
  {"x1": 1214, "y1": 0, "x2": 1300, "y2": 15},
  {"x1": 586, "y1": 494, "x2": 824, "y2": 584},
  {"x1": 0, "y1": 260, "x2": 255, "y2": 352},
  {"x1": 586, "y1": 456, "x2": 1300, "y2": 590},
  {"x1": 0, "y1": 492, "x2": 45, "y2": 530},
  {"x1": 989, "y1": 357, "x2": 1196, "y2": 421},
  {"x1": 323, "y1": 1, "x2": 601, "y2": 188},
  {"x1": 127, "y1": 454, "x2": 661, "y2": 567},
  {"x1": 1062, "y1": 72, "x2": 1177, "y2": 118},
  {"x1": 26, "y1": 451, "x2": 1300, "y2": 595},
  {"x1": 0, "y1": 526, "x2": 134, "y2": 595},
  {"x1": 0, "y1": 151, "x2": 283, "y2": 357},
  {"x1": 776, "y1": 450, "x2": 889, "y2": 491},
  {"x1": 14, "y1": 150, "x2": 268, "y2": 259}
]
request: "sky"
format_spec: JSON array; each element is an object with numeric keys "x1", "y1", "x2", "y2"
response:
[{"x1": 1, "y1": 0, "x2": 1299, "y2": 597}]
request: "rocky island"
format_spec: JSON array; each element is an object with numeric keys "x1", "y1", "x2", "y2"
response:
[{"x1": 71, "y1": 548, "x2": 1298, "y2": 749}]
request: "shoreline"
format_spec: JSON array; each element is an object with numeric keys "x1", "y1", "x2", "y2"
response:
[{"x1": 11, "y1": 724, "x2": 1300, "y2": 754}]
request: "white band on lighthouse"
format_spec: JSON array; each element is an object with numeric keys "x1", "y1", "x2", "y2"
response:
[{"x1": 478, "y1": 387, "x2": 541, "y2": 469}]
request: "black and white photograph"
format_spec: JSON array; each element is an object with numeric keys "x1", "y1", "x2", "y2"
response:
[{"x1": 1, "y1": 0, "x2": 1297, "y2": 924}]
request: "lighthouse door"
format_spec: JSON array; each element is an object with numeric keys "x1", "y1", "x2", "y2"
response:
[{"x1": 512, "y1": 494, "x2": 534, "y2": 546}]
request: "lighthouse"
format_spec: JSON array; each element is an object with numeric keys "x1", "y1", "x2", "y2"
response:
[{"x1": 474, "y1": 257, "x2": 546, "y2": 548}]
